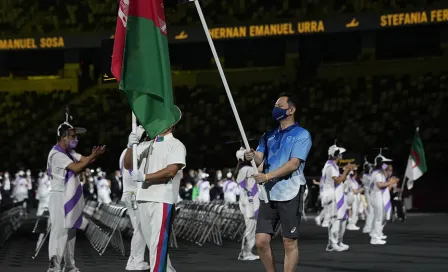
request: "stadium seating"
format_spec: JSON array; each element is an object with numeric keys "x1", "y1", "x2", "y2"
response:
[{"x1": 0, "y1": 71, "x2": 446, "y2": 176}]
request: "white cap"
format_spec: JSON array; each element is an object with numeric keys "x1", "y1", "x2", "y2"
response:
[
  {"x1": 374, "y1": 155, "x2": 393, "y2": 166},
  {"x1": 236, "y1": 147, "x2": 245, "y2": 161},
  {"x1": 328, "y1": 145, "x2": 346, "y2": 156}
]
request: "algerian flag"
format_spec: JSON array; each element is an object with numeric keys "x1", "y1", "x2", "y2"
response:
[
  {"x1": 405, "y1": 128, "x2": 427, "y2": 190},
  {"x1": 111, "y1": 0, "x2": 181, "y2": 139}
]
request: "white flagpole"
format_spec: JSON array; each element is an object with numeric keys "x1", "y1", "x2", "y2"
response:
[
  {"x1": 132, "y1": 113, "x2": 138, "y2": 172},
  {"x1": 192, "y1": 0, "x2": 269, "y2": 203}
]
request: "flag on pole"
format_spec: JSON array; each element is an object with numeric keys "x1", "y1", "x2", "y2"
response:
[
  {"x1": 112, "y1": 0, "x2": 181, "y2": 139},
  {"x1": 405, "y1": 128, "x2": 427, "y2": 190}
]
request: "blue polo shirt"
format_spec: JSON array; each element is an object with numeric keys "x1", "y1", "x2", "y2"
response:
[{"x1": 256, "y1": 123, "x2": 312, "y2": 201}]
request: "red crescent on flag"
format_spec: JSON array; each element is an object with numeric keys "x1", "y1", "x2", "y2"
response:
[{"x1": 411, "y1": 148, "x2": 420, "y2": 168}]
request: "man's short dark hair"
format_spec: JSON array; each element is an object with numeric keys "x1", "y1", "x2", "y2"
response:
[
  {"x1": 278, "y1": 92, "x2": 298, "y2": 108},
  {"x1": 57, "y1": 124, "x2": 73, "y2": 140}
]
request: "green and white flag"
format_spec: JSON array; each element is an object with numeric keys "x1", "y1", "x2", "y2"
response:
[{"x1": 405, "y1": 128, "x2": 427, "y2": 190}]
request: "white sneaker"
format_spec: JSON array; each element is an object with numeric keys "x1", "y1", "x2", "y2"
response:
[
  {"x1": 380, "y1": 235, "x2": 387, "y2": 240},
  {"x1": 322, "y1": 221, "x2": 330, "y2": 228},
  {"x1": 326, "y1": 243, "x2": 345, "y2": 252},
  {"x1": 346, "y1": 224, "x2": 360, "y2": 231},
  {"x1": 338, "y1": 243, "x2": 349, "y2": 251},
  {"x1": 126, "y1": 260, "x2": 150, "y2": 271},
  {"x1": 315, "y1": 216, "x2": 322, "y2": 226},
  {"x1": 362, "y1": 228, "x2": 371, "y2": 233},
  {"x1": 238, "y1": 253, "x2": 260, "y2": 261},
  {"x1": 370, "y1": 238, "x2": 386, "y2": 245}
]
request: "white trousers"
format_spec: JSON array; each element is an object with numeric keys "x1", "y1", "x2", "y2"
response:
[
  {"x1": 123, "y1": 194, "x2": 147, "y2": 267},
  {"x1": 139, "y1": 202, "x2": 176, "y2": 272},
  {"x1": 240, "y1": 217, "x2": 256, "y2": 256},
  {"x1": 48, "y1": 192, "x2": 76, "y2": 271},
  {"x1": 97, "y1": 190, "x2": 112, "y2": 204},
  {"x1": 371, "y1": 193, "x2": 386, "y2": 239},
  {"x1": 364, "y1": 190, "x2": 374, "y2": 231},
  {"x1": 328, "y1": 218, "x2": 347, "y2": 245},
  {"x1": 348, "y1": 194, "x2": 360, "y2": 226},
  {"x1": 37, "y1": 196, "x2": 50, "y2": 216}
]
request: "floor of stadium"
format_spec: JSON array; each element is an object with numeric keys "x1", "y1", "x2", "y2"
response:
[{"x1": 1, "y1": 213, "x2": 448, "y2": 272}]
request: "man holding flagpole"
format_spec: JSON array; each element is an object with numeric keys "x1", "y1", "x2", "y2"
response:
[{"x1": 244, "y1": 93, "x2": 312, "y2": 272}]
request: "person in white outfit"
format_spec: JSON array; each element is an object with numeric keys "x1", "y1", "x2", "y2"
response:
[
  {"x1": 322, "y1": 144, "x2": 356, "y2": 252},
  {"x1": 346, "y1": 171, "x2": 364, "y2": 231},
  {"x1": 223, "y1": 171, "x2": 238, "y2": 203},
  {"x1": 47, "y1": 121, "x2": 105, "y2": 272},
  {"x1": 13, "y1": 170, "x2": 29, "y2": 206},
  {"x1": 370, "y1": 155, "x2": 399, "y2": 245},
  {"x1": 119, "y1": 125, "x2": 150, "y2": 271},
  {"x1": 96, "y1": 171, "x2": 112, "y2": 204},
  {"x1": 362, "y1": 159, "x2": 374, "y2": 234},
  {"x1": 124, "y1": 114, "x2": 186, "y2": 272},
  {"x1": 36, "y1": 171, "x2": 52, "y2": 216},
  {"x1": 314, "y1": 178, "x2": 330, "y2": 228},
  {"x1": 235, "y1": 148, "x2": 260, "y2": 261},
  {"x1": 197, "y1": 173, "x2": 211, "y2": 202}
]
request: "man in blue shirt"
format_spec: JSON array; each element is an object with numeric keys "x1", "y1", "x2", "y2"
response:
[{"x1": 244, "y1": 93, "x2": 312, "y2": 272}]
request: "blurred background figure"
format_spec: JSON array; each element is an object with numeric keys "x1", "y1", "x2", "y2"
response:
[
  {"x1": 110, "y1": 170, "x2": 123, "y2": 203},
  {"x1": 12, "y1": 170, "x2": 29, "y2": 210},
  {"x1": 36, "y1": 171, "x2": 51, "y2": 216}
]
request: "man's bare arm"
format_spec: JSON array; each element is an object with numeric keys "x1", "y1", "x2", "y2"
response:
[
  {"x1": 123, "y1": 148, "x2": 133, "y2": 170},
  {"x1": 143, "y1": 164, "x2": 183, "y2": 186}
]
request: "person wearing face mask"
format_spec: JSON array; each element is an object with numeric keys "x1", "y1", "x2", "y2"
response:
[
  {"x1": 1, "y1": 172, "x2": 11, "y2": 204},
  {"x1": 346, "y1": 170, "x2": 364, "y2": 231},
  {"x1": 36, "y1": 171, "x2": 51, "y2": 216},
  {"x1": 223, "y1": 171, "x2": 238, "y2": 203},
  {"x1": 369, "y1": 155, "x2": 399, "y2": 245},
  {"x1": 119, "y1": 125, "x2": 150, "y2": 271},
  {"x1": 215, "y1": 170, "x2": 223, "y2": 182},
  {"x1": 235, "y1": 148, "x2": 260, "y2": 261},
  {"x1": 96, "y1": 171, "x2": 112, "y2": 204},
  {"x1": 46, "y1": 121, "x2": 105, "y2": 272},
  {"x1": 321, "y1": 145, "x2": 356, "y2": 252},
  {"x1": 197, "y1": 172, "x2": 211, "y2": 202},
  {"x1": 244, "y1": 93, "x2": 312, "y2": 272},
  {"x1": 362, "y1": 158, "x2": 374, "y2": 234},
  {"x1": 13, "y1": 170, "x2": 29, "y2": 207}
]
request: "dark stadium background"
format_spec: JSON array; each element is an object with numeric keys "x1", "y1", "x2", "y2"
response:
[{"x1": 1, "y1": 0, "x2": 447, "y2": 212}]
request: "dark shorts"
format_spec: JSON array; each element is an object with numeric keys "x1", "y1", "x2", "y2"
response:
[{"x1": 256, "y1": 186, "x2": 305, "y2": 239}]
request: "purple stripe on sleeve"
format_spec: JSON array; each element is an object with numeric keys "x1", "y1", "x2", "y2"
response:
[{"x1": 64, "y1": 184, "x2": 83, "y2": 215}]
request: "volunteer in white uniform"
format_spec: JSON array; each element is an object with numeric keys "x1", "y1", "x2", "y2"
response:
[
  {"x1": 346, "y1": 171, "x2": 364, "y2": 231},
  {"x1": 36, "y1": 171, "x2": 51, "y2": 216},
  {"x1": 370, "y1": 155, "x2": 398, "y2": 245},
  {"x1": 13, "y1": 170, "x2": 29, "y2": 204},
  {"x1": 223, "y1": 171, "x2": 238, "y2": 203},
  {"x1": 96, "y1": 172, "x2": 112, "y2": 204},
  {"x1": 124, "y1": 113, "x2": 185, "y2": 272},
  {"x1": 235, "y1": 148, "x2": 260, "y2": 261},
  {"x1": 47, "y1": 121, "x2": 105, "y2": 272},
  {"x1": 362, "y1": 159, "x2": 374, "y2": 234},
  {"x1": 119, "y1": 125, "x2": 150, "y2": 271},
  {"x1": 197, "y1": 173, "x2": 211, "y2": 202},
  {"x1": 322, "y1": 144, "x2": 356, "y2": 252}
]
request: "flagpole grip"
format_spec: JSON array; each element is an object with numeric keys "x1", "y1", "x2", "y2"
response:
[
  {"x1": 193, "y1": 0, "x2": 268, "y2": 203},
  {"x1": 132, "y1": 113, "x2": 138, "y2": 172}
]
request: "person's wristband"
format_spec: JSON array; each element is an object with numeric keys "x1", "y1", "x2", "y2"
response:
[{"x1": 265, "y1": 173, "x2": 269, "y2": 182}]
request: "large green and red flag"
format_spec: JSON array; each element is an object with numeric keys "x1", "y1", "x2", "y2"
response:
[
  {"x1": 112, "y1": 0, "x2": 181, "y2": 139},
  {"x1": 405, "y1": 128, "x2": 427, "y2": 190}
]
